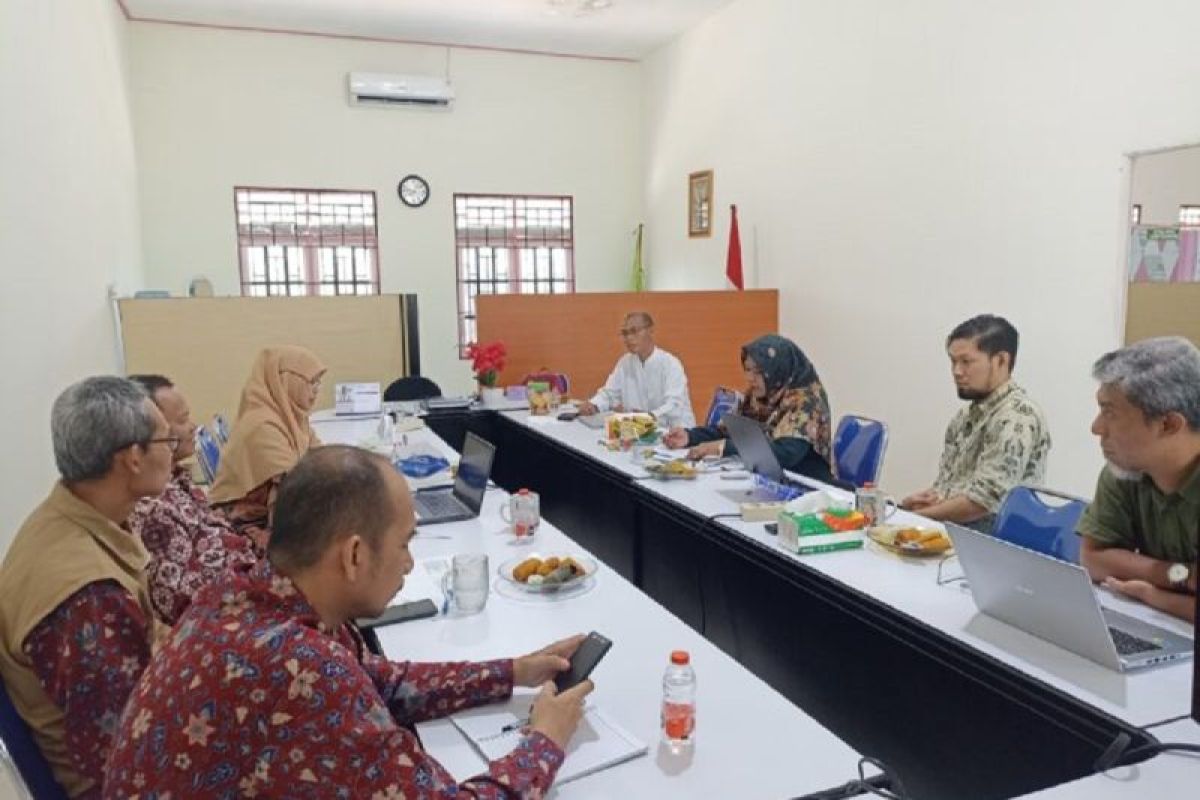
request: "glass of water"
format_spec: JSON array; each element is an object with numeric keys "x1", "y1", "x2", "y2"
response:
[{"x1": 442, "y1": 553, "x2": 489, "y2": 615}]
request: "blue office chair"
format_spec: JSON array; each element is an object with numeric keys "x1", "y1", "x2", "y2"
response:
[
  {"x1": 194, "y1": 425, "x2": 222, "y2": 485},
  {"x1": 992, "y1": 486, "x2": 1088, "y2": 564},
  {"x1": 704, "y1": 387, "x2": 741, "y2": 428},
  {"x1": 0, "y1": 678, "x2": 69, "y2": 800},
  {"x1": 832, "y1": 415, "x2": 889, "y2": 488},
  {"x1": 212, "y1": 413, "x2": 231, "y2": 445}
]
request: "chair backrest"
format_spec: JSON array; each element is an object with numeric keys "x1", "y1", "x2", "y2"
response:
[
  {"x1": 212, "y1": 413, "x2": 230, "y2": 445},
  {"x1": 832, "y1": 415, "x2": 888, "y2": 488},
  {"x1": 704, "y1": 386, "x2": 741, "y2": 428},
  {"x1": 0, "y1": 678, "x2": 69, "y2": 800},
  {"x1": 383, "y1": 376, "x2": 443, "y2": 402},
  {"x1": 194, "y1": 425, "x2": 222, "y2": 484},
  {"x1": 992, "y1": 486, "x2": 1088, "y2": 564}
]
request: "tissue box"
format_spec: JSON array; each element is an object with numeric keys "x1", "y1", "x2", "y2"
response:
[
  {"x1": 778, "y1": 509, "x2": 867, "y2": 555},
  {"x1": 740, "y1": 501, "x2": 788, "y2": 522}
]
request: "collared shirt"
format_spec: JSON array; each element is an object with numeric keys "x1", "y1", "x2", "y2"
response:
[
  {"x1": 104, "y1": 562, "x2": 565, "y2": 799},
  {"x1": 1077, "y1": 460, "x2": 1200, "y2": 564},
  {"x1": 129, "y1": 465, "x2": 258, "y2": 625},
  {"x1": 931, "y1": 381, "x2": 1052, "y2": 513},
  {"x1": 590, "y1": 347, "x2": 696, "y2": 428},
  {"x1": 24, "y1": 582, "x2": 150, "y2": 800}
]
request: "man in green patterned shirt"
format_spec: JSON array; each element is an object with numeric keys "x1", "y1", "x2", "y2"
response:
[
  {"x1": 1079, "y1": 337, "x2": 1199, "y2": 623},
  {"x1": 902, "y1": 315, "x2": 1052, "y2": 532}
]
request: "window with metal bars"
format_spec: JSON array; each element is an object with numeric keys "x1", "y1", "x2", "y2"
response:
[
  {"x1": 234, "y1": 187, "x2": 380, "y2": 296},
  {"x1": 453, "y1": 194, "x2": 575, "y2": 354}
]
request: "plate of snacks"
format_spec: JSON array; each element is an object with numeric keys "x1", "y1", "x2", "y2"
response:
[
  {"x1": 500, "y1": 554, "x2": 598, "y2": 593},
  {"x1": 644, "y1": 459, "x2": 698, "y2": 480},
  {"x1": 867, "y1": 525, "x2": 953, "y2": 557}
]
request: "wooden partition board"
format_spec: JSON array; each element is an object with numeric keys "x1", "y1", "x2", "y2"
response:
[
  {"x1": 1124, "y1": 283, "x2": 1200, "y2": 348},
  {"x1": 476, "y1": 290, "x2": 779, "y2": 421},
  {"x1": 119, "y1": 296, "x2": 413, "y2": 425}
]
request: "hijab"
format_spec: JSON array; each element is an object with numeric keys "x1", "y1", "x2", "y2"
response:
[
  {"x1": 209, "y1": 346, "x2": 326, "y2": 503},
  {"x1": 736, "y1": 334, "x2": 832, "y2": 464}
]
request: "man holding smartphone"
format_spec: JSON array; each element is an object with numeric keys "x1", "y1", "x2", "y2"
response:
[{"x1": 105, "y1": 445, "x2": 594, "y2": 799}]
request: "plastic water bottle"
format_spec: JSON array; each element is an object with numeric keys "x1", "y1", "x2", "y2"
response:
[{"x1": 661, "y1": 650, "x2": 696, "y2": 752}]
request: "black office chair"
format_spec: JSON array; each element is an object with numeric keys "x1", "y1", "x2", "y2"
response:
[{"x1": 383, "y1": 376, "x2": 442, "y2": 402}]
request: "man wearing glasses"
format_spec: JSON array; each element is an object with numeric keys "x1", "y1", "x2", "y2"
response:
[
  {"x1": 578, "y1": 311, "x2": 696, "y2": 428},
  {"x1": 0, "y1": 376, "x2": 174, "y2": 798}
]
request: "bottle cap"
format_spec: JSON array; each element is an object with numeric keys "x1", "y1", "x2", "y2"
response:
[{"x1": 670, "y1": 650, "x2": 690, "y2": 665}]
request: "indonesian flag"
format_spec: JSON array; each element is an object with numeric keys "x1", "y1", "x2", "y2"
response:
[{"x1": 726, "y1": 204, "x2": 744, "y2": 290}]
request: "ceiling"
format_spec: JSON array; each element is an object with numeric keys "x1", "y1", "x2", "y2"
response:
[{"x1": 119, "y1": 0, "x2": 736, "y2": 60}]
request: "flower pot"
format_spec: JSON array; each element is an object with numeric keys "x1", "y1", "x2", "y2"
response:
[{"x1": 479, "y1": 386, "x2": 505, "y2": 407}]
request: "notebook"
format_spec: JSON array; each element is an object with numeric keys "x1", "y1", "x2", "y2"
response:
[{"x1": 451, "y1": 703, "x2": 647, "y2": 784}]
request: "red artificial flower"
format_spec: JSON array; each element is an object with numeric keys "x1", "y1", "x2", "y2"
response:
[{"x1": 466, "y1": 341, "x2": 507, "y2": 386}]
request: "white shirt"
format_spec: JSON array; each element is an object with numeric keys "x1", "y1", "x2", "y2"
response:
[{"x1": 589, "y1": 347, "x2": 696, "y2": 428}]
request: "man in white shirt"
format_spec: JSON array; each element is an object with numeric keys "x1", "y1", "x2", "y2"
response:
[{"x1": 578, "y1": 312, "x2": 696, "y2": 428}]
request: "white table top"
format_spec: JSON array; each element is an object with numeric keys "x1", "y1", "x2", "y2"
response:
[
  {"x1": 314, "y1": 414, "x2": 864, "y2": 799},
  {"x1": 500, "y1": 410, "x2": 1196, "y2": 729},
  {"x1": 1016, "y1": 717, "x2": 1199, "y2": 797}
]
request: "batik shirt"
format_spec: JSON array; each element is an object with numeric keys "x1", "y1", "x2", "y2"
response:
[
  {"x1": 103, "y1": 562, "x2": 565, "y2": 799},
  {"x1": 129, "y1": 466, "x2": 258, "y2": 624},
  {"x1": 932, "y1": 381, "x2": 1052, "y2": 513},
  {"x1": 24, "y1": 581, "x2": 154, "y2": 799}
]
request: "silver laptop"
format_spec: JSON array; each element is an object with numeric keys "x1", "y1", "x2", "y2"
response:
[
  {"x1": 946, "y1": 523, "x2": 1193, "y2": 671},
  {"x1": 412, "y1": 432, "x2": 495, "y2": 526},
  {"x1": 719, "y1": 414, "x2": 813, "y2": 502}
]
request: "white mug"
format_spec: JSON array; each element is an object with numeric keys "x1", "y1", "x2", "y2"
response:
[{"x1": 499, "y1": 489, "x2": 540, "y2": 538}]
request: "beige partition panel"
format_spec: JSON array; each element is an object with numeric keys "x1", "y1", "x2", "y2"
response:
[
  {"x1": 477, "y1": 290, "x2": 779, "y2": 421},
  {"x1": 119, "y1": 296, "x2": 412, "y2": 425},
  {"x1": 1124, "y1": 283, "x2": 1200, "y2": 348}
]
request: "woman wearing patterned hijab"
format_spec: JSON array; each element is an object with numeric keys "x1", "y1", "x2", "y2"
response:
[
  {"x1": 210, "y1": 346, "x2": 326, "y2": 552},
  {"x1": 664, "y1": 334, "x2": 835, "y2": 483}
]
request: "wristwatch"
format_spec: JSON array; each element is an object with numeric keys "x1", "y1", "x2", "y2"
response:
[{"x1": 1167, "y1": 562, "x2": 1191, "y2": 588}]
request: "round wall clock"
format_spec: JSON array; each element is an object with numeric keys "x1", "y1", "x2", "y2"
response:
[{"x1": 398, "y1": 174, "x2": 430, "y2": 207}]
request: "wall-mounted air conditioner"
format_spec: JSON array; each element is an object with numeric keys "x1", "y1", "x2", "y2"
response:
[{"x1": 348, "y1": 72, "x2": 454, "y2": 109}]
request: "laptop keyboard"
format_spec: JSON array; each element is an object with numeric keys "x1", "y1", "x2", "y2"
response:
[
  {"x1": 416, "y1": 492, "x2": 464, "y2": 518},
  {"x1": 1108, "y1": 626, "x2": 1162, "y2": 656}
]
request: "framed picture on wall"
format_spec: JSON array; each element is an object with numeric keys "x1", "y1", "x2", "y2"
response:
[{"x1": 688, "y1": 170, "x2": 713, "y2": 237}]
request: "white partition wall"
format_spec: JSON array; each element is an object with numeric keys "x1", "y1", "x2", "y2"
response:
[{"x1": 640, "y1": 0, "x2": 1200, "y2": 498}]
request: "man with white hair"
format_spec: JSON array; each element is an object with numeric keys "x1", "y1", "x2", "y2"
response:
[{"x1": 1078, "y1": 336, "x2": 1200, "y2": 623}]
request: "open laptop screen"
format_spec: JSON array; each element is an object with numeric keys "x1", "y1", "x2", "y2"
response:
[
  {"x1": 452, "y1": 432, "x2": 495, "y2": 513},
  {"x1": 722, "y1": 414, "x2": 784, "y2": 482}
]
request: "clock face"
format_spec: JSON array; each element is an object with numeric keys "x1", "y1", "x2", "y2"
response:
[{"x1": 398, "y1": 174, "x2": 429, "y2": 207}]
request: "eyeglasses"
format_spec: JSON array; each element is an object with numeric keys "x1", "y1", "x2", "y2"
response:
[
  {"x1": 146, "y1": 436, "x2": 182, "y2": 453},
  {"x1": 283, "y1": 370, "x2": 322, "y2": 389},
  {"x1": 618, "y1": 326, "x2": 647, "y2": 338}
]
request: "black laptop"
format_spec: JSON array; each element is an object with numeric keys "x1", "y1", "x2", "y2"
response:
[{"x1": 412, "y1": 432, "x2": 495, "y2": 525}]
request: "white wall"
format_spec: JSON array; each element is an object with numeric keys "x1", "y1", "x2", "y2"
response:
[
  {"x1": 643, "y1": 0, "x2": 1200, "y2": 498},
  {"x1": 0, "y1": 0, "x2": 143, "y2": 550},
  {"x1": 1131, "y1": 145, "x2": 1200, "y2": 225},
  {"x1": 129, "y1": 24, "x2": 643, "y2": 393}
]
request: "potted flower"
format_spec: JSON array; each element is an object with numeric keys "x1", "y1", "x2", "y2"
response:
[{"x1": 465, "y1": 340, "x2": 507, "y2": 406}]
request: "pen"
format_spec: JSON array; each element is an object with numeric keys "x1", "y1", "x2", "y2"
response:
[{"x1": 499, "y1": 716, "x2": 530, "y2": 734}]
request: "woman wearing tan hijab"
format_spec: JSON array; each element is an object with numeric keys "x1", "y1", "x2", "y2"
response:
[{"x1": 210, "y1": 346, "x2": 326, "y2": 553}]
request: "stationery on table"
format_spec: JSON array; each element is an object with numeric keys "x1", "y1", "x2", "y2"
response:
[
  {"x1": 334, "y1": 382, "x2": 383, "y2": 416},
  {"x1": 450, "y1": 701, "x2": 647, "y2": 784}
]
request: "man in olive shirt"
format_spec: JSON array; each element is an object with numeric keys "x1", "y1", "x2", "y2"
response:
[{"x1": 1078, "y1": 336, "x2": 1199, "y2": 623}]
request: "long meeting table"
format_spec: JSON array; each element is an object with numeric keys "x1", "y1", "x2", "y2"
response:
[
  {"x1": 416, "y1": 407, "x2": 1195, "y2": 799},
  {"x1": 315, "y1": 413, "x2": 866, "y2": 799}
]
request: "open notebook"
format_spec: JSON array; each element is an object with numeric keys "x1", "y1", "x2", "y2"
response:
[{"x1": 451, "y1": 703, "x2": 647, "y2": 785}]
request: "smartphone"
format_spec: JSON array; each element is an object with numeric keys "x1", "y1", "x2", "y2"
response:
[
  {"x1": 557, "y1": 411, "x2": 580, "y2": 421},
  {"x1": 356, "y1": 598, "x2": 438, "y2": 629},
  {"x1": 555, "y1": 631, "x2": 612, "y2": 692}
]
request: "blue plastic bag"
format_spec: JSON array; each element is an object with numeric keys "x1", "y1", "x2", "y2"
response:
[{"x1": 394, "y1": 454, "x2": 450, "y2": 478}]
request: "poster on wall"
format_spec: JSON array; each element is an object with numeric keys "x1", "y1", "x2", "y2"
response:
[{"x1": 1129, "y1": 226, "x2": 1200, "y2": 282}]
